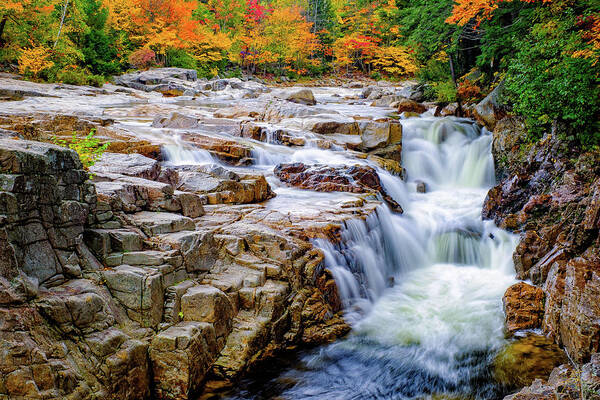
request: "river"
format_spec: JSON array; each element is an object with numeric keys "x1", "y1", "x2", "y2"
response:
[{"x1": 160, "y1": 87, "x2": 519, "y2": 399}]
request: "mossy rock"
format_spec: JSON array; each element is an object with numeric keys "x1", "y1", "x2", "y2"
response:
[{"x1": 494, "y1": 334, "x2": 568, "y2": 388}]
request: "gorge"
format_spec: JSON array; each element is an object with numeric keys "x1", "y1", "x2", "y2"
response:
[{"x1": 0, "y1": 69, "x2": 598, "y2": 400}]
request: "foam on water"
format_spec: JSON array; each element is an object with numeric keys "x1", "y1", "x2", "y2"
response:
[{"x1": 223, "y1": 117, "x2": 517, "y2": 400}]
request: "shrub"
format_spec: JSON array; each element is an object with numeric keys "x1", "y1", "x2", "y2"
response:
[
  {"x1": 52, "y1": 129, "x2": 109, "y2": 170},
  {"x1": 504, "y1": 18, "x2": 600, "y2": 145},
  {"x1": 54, "y1": 67, "x2": 105, "y2": 87},
  {"x1": 128, "y1": 48, "x2": 157, "y2": 70},
  {"x1": 18, "y1": 46, "x2": 55, "y2": 79},
  {"x1": 166, "y1": 48, "x2": 197, "y2": 70}
]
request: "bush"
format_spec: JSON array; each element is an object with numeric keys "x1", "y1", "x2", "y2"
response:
[
  {"x1": 52, "y1": 129, "x2": 109, "y2": 170},
  {"x1": 424, "y1": 80, "x2": 457, "y2": 103},
  {"x1": 53, "y1": 68, "x2": 105, "y2": 87},
  {"x1": 128, "y1": 48, "x2": 157, "y2": 70},
  {"x1": 166, "y1": 48, "x2": 197, "y2": 70},
  {"x1": 504, "y1": 18, "x2": 600, "y2": 145}
]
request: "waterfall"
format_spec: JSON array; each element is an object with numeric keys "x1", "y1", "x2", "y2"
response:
[{"x1": 269, "y1": 117, "x2": 519, "y2": 400}]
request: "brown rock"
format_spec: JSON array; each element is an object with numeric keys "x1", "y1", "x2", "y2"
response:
[
  {"x1": 274, "y1": 162, "x2": 402, "y2": 212},
  {"x1": 396, "y1": 98, "x2": 427, "y2": 114},
  {"x1": 150, "y1": 322, "x2": 218, "y2": 400},
  {"x1": 503, "y1": 282, "x2": 545, "y2": 334},
  {"x1": 494, "y1": 334, "x2": 567, "y2": 389}
]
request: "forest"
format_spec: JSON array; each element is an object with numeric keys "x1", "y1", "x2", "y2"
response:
[{"x1": 1, "y1": 0, "x2": 599, "y2": 144}]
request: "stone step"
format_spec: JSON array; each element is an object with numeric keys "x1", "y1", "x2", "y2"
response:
[
  {"x1": 84, "y1": 228, "x2": 145, "y2": 260},
  {"x1": 129, "y1": 211, "x2": 196, "y2": 236},
  {"x1": 104, "y1": 250, "x2": 182, "y2": 268}
]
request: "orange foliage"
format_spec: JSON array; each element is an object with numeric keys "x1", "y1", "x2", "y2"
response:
[{"x1": 446, "y1": 0, "x2": 553, "y2": 27}]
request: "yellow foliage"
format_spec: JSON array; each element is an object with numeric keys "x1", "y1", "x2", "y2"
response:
[
  {"x1": 18, "y1": 46, "x2": 55, "y2": 78},
  {"x1": 372, "y1": 46, "x2": 419, "y2": 77}
]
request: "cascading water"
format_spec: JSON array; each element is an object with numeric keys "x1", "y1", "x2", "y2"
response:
[{"x1": 223, "y1": 116, "x2": 518, "y2": 400}]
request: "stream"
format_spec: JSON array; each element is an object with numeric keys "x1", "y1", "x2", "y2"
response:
[{"x1": 188, "y1": 89, "x2": 518, "y2": 399}]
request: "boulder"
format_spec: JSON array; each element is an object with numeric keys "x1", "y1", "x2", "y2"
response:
[
  {"x1": 503, "y1": 282, "x2": 545, "y2": 335},
  {"x1": 396, "y1": 98, "x2": 427, "y2": 114},
  {"x1": 274, "y1": 163, "x2": 402, "y2": 212},
  {"x1": 473, "y1": 82, "x2": 507, "y2": 130},
  {"x1": 284, "y1": 89, "x2": 316, "y2": 105}
]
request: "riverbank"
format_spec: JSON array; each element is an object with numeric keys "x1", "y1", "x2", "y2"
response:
[{"x1": 0, "y1": 69, "x2": 597, "y2": 400}]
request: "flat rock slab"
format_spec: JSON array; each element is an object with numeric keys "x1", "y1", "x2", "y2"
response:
[{"x1": 129, "y1": 211, "x2": 196, "y2": 236}]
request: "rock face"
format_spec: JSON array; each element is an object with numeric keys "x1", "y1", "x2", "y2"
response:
[
  {"x1": 274, "y1": 162, "x2": 402, "y2": 212},
  {"x1": 484, "y1": 114, "x2": 600, "y2": 365},
  {"x1": 0, "y1": 137, "x2": 377, "y2": 399},
  {"x1": 503, "y1": 282, "x2": 545, "y2": 335}
]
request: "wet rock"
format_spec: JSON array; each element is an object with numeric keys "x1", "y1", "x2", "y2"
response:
[
  {"x1": 152, "y1": 112, "x2": 201, "y2": 129},
  {"x1": 494, "y1": 334, "x2": 568, "y2": 389},
  {"x1": 503, "y1": 282, "x2": 545, "y2": 335},
  {"x1": 274, "y1": 162, "x2": 402, "y2": 212},
  {"x1": 416, "y1": 180, "x2": 427, "y2": 193},
  {"x1": 182, "y1": 133, "x2": 252, "y2": 165},
  {"x1": 284, "y1": 89, "x2": 316, "y2": 105},
  {"x1": 176, "y1": 169, "x2": 274, "y2": 205},
  {"x1": 396, "y1": 98, "x2": 427, "y2": 114},
  {"x1": 308, "y1": 119, "x2": 360, "y2": 135}
]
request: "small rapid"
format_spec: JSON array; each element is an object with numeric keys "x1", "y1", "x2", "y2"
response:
[{"x1": 221, "y1": 116, "x2": 517, "y2": 400}]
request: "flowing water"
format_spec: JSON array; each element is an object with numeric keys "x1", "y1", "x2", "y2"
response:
[
  {"x1": 196, "y1": 93, "x2": 518, "y2": 400},
  {"x1": 15, "y1": 83, "x2": 517, "y2": 399}
]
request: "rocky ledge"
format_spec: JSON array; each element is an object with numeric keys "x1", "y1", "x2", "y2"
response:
[
  {"x1": 475, "y1": 84, "x2": 600, "y2": 399},
  {"x1": 0, "y1": 137, "x2": 382, "y2": 400}
]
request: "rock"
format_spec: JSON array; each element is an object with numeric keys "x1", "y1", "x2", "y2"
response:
[
  {"x1": 102, "y1": 264, "x2": 164, "y2": 327},
  {"x1": 396, "y1": 98, "x2": 427, "y2": 114},
  {"x1": 503, "y1": 282, "x2": 545, "y2": 335},
  {"x1": 129, "y1": 211, "x2": 196, "y2": 236},
  {"x1": 543, "y1": 248, "x2": 600, "y2": 363},
  {"x1": 494, "y1": 334, "x2": 567, "y2": 389},
  {"x1": 90, "y1": 152, "x2": 161, "y2": 181},
  {"x1": 181, "y1": 133, "x2": 252, "y2": 165},
  {"x1": 345, "y1": 81, "x2": 364, "y2": 89},
  {"x1": 181, "y1": 285, "x2": 234, "y2": 339},
  {"x1": 114, "y1": 68, "x2": 197, "y2": 92},
  {"x1": 473, "y1": 82, "x2": 507, "y2": 131},
  {"x1": 150, "y1": 322, "x2": 218, "y2": 400},
  {"x1": 152, "y1": 112, "x2": 201, "y2": 129},
  {"x1": 416, "y1": 180, "x2": 427, "y2": 193},
  {"x1": 371, "y1": 95, "x2": 402, "y2": 107},
  {"x1": 284, "y1": 89, "x2": 316, "y2": 105},
  {"x1": 274, "y1": 163, "x2": 402, "y2": 212},
  {"x1": 353, "y1": 120, "x2": 402, "y2": 151},
  {"x1": 176, "y1": 169, "x2": 274, "y2": 205},
  {"x1": 309, "y1": 119, "x2": 360, "y2": 135}
]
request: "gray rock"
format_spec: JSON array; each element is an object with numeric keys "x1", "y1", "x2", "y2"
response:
[{"x1": 90, "y1": 153, "x2": 161, "y2": 181}]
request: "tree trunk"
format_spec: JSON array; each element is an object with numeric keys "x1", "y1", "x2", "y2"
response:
[
  {"x1": 449, "y1": 54, "x2": 464, "y2": 117},
  {"x1": 53, "y1": 0, "x2": 70, "y2": 49},
  {"x1": 0, "y1": 17, "x2": 7, "y2": 47}
]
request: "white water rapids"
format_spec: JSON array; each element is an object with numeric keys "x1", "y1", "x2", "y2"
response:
[{"x1": 148, "y1": 87, "x2": 518, "y2": 399}]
